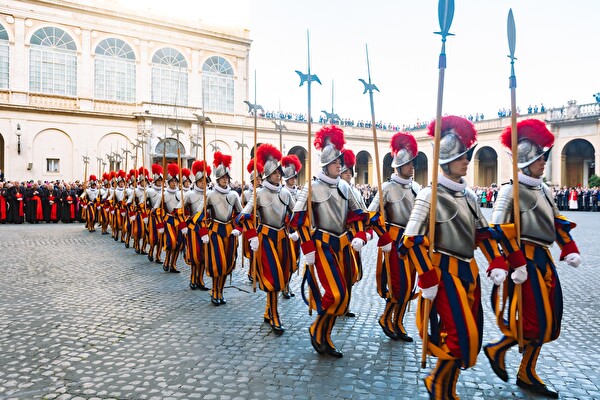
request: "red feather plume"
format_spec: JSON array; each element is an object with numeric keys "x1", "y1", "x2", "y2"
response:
[
  {"x1": 167, "y1": 163, "x2": 179, "y2": 178},
  {"x1": 427, "y1": 116, "x2": 477, "y2": 148},
  {"x1": 213, "y1": 151, "x2": 232, "y2": 169},
  {"x1": 181, "y1": 168, "x2": 191, "y2": 178},
  {"x1": 138, "y1": 167, "x2": 149, "y2": 178},
  {"x1": 390, "y1": 131, "x2": 418, "y2": 156},
  {"x1": 247, "y1": 158, "x2": 265, "y2": 174},
  {"x1": 282, "y1": 155, "x2": 302, "y2": 172},
  {"x1": 151, "y1": 164, "x2": 162, "y2": 175},
  {"x1": 117, "y1": 170, "x2": 126, "y2": 179},
  {"x1": 89, "y1": 175, "x2": 97, "y2": 181},
  {"x1": 192, "y1": 160, "x2": 206, "y2": 175},
  {"x1": 500, "y1": 119, "x2": 554, "y2": 150},
  {"x1": 343, "y1": 149, "x2": 356, "y2": 168},
  {"x1": 109, "y1": 171, "x2": 116, "y2": 179},
  {"x1": 103, "y1": 172, "x2": 109, "y2": 181},
  {"x1": 314, "y1": 125, "x2": 346, "y2": 151},
  {"x1": 256, "y1": 143, "x2": 282, "y2": 165}
]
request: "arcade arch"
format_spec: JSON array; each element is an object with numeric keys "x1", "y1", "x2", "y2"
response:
[
  {"x1": 474, "y1": 146, "x2": 498, "y2": 187},
  {"x1": 355, "y1": 150, "x2": 372, "y2": 185},
  {"x1": 561, "y1": 139, "x2": 595, "y2": 187}
]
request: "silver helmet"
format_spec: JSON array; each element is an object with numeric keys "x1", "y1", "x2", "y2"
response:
[
  {"x1": 246, "y1": 158, "x2": 263, "y2": 182},
  {"x1": 501, "y1": 119, "x2": 555, "y2": 169},
  {"x1": 191, "y1": 160, "x2": 211, "y2": 183},
  {"x1": 315, "y1": 125, "x2": 346, "y2": 168},
  {"x1": 340, "y1": 148, "x2": 356, "y2": 175},
  {"x1": 213, "y1": 152, "x2": 232, "y2": 180},
  {"x1": 390, "y1": 131, "x2": 418, "y2": 168},
  {"x1": 428, "y1": 116, "x2": 478, "y2": 165},
  {"x1": 281, "y1": 155, "x2": 302, "y2": 181},
  {"x1": 166, "y1": 163, "x2": 180, "y2": 182},
  {"x1": 256, "y1": 144, "x2": 282, "y2": 179}
]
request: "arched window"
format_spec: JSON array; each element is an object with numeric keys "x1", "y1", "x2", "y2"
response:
[
  {"x1": 94, "y1": 38, "x2": 136, "y2": 102},
  {"x1": 152, "y1": 47, "x2": 188, "y2": 105},
  {"x1": 202, "y1": 56, "x2": 234, "y2": 113},
  {"x1": 29, "y1": 27, "x2": 77, "y2": 95},
  {"x1": 0, "y1": 24, "x2": 8, "y2": 89},
  {"x1": 155, "y1": 138, "x2": 185, "y2": 156}
]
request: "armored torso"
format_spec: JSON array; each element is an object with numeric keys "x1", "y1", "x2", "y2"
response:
[
  {"x1": 163, "y1": 188, "x2": 182, "y2": 213},
  {"x1": 206, "y1": 187, "x2": 242, "y2": 223},
  {"x1": 369, "y1": 179, "x2": 420, "y2": 228},
  {"x1": 405, "y1": 184, "x2": 488, "y2": 261},
  {"x1": 242, "y1": 185, "x2": 295, "y2": 229},
  {"x1": 491, "y1": 182, "x2": 557, "y2": 246},
  {"x1": 184, "y1": 186, "x2": 206, "y2": 215}
]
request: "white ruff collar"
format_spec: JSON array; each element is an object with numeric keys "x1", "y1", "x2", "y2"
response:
[
  {"x1": 518, "y1": 172, "x2": 543, "y2": 187},
  {"x1": 263, "y1": 180, "x2": 281, "y2": 192},
  {"x1": 152, "y1": 184, "x2": 162, "y2": 191},
  {"x1": 193, "y1": 186, "x2": 204, "y2": 194},
  {"x1": 318, "y1": 171, "x2": 340, "y2": 185},
  {"x1": 391, "y1": 174, "x2": 412, "y2": 185},
  {"x1": 166, "y1": 187, "x2": 178, "y2": 194},
  {"x1": 214, "y1": 185, "x2": 230, "y2": 194},
  {"x1": 438, "y1": 174, "x2": 467, "y2": 192}
]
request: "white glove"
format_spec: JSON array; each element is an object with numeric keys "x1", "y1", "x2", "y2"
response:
[
  {"x1": 421, "y1": 285, "x2": 438, "y2": 301},
  {"x1": 110, "y1": 210, "x2": 115, "y2": 215},
  {"x1": 564, "y1": 253, "x2": 582, "y2": 268},
  {"x1": 366, "y1": 231, "x2": 373, "y2": 241},
  {"x1": 82, "y1": 205, "x2": 88, "y2": 210},
  {"x1": 511, "y1": 265, "x2": 528, "y2": 284},
  {"x1": 351, "y1": 237, "x2": 365, "y2": 252},
  {"x1": 304, "y1": 251, "x2": 316, "y2": 266},
  {"x1": 201, "y1": 234, "x2": 209, "y2": 244},
  {"x1": 129, "y1": 216, "x2": 136, "y2": 222},
  {"x1": 489, "y1": 269, "x2": 508, "y2": 286},
  {"x1": 143, "y1": 217, "x2": 148, "y2": 224},
  {"x1": 157, "y1": 227, "x2": 164, "y2": 234},
  {"x1": 180, "y1": 227, "x2": 188, "y2": 235},
  {"x1": 288, "y1": 231, "x2": 299, "y2": 242},
  {"x1": 380, "y1": 242, "x2": 392, "y2": 253},
  {"x1": 249, "y1": 237, "x2": 259, "y2": 252},
  {"x1": 232, "y1": 229, "x2": 242, "y2": 237},
  {"x1": 120, "y1": 211, "x2": 126, "y2": 217},
  {"x1": 17, "y1": 198, "x2": 23, "y2": 201}
]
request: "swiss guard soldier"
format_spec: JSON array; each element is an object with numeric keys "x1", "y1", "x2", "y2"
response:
[
  {"x1": 339, "y1": 149, "x2": 366, "y2": 318},
  {"x1": 368, "y1": 132, "x2": 421, "y2": 342},
  {"x1": 146, "y1": 164, "x2": 165, "y2": 264},
  {"x1": 184, "y1": 160, "x2": 211, "y2": 290},
  {"x1": 205, "y1": 152, "x2": 243, "y2": 305},
  {"x1": 281, "y1": 154, "x2": 303, "y2": 299},
  {"x1": 238, "y1": 144, "x2": 296, "y2": 335},
  {"x1": 291, "y1": 125, "x2": 368, "y2": 358},
  {"x1": 162, "y1": 163, "x2": 187, "y2": 273},
  {"x1": 109, "y1": 170, "x2": 128, "y2": 242},
  {"x1": 99, "y1": 173, "x2": 112, "y2": 234},
  {"x1": 242, "y1": 159, "x2": 263, "y2": 283},
  {"x1": 80, "y1": 175, "x2": 99, "y2": 232},
  {"x1": 181, "y1": 168, "x2": 192, "y2": 195},
  {"x1": 123, "y1": 169, "x2": 137, "y2": 248},
  {"x1": 132, "y1": 167, "x2": 149, "y2": 254},
  {"x1": 484, "y1": 119, "x2": 582, "y2": 399},
  {"x1": 400, "y1": 116, "x2": 506, "y2": 399}
]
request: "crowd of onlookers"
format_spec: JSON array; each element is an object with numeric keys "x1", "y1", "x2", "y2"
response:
[{"x1": 552, "y1": 186, "x2": 600, "y2": 211}]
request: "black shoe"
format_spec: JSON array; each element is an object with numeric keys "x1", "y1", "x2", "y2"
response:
[
  {"x1": 135, "y1": 249, "x2": 140, "y2": 254},
  {"x1": 190, "y1": 282, "x2": 197, "y2": 290},
  {"x1": 169, "y1": 268, "x2": 180, "y2": 273},
  {"x1": 124, "y1": 242, "x2": 129, "y2": 248},
  {"x1": 147, "y1": 255, "x2": 154, "y2": 262},
  {"x1": 395, "y1": 331, "x2": 414, "y2": 343},
  {"x1": 219, "y1": 298, "x2": 226, "y2": 305},
  {"x1": 484, "y1": 345, "x2": 508, "y2": 382},
  {"x1": 198, "y1": 284, "x2": 210, "y2": 291},
  {"x1": 309, "y1": 328, "x2": 326, "y2": 355},
  {"x1": 141, "y1": 251, "x2": 148, "y2": 255},
  {"x1": 324, "y1": 343, "x2": 343, "y2": 358},
  {"x1": 163, "y1": 265, "x2": 169, "y2": 272},
  {"x1": 345, "y1": 311, "x2": 356, "y2": 318},
  {"x1": 264, "y1": 317, "x2": 270, "y2": 324},
  {"x1": 211, "y1": 297, "x2": 220, "y2": 306},
  {"x1": 282, "y1": 291, "x2": 291, "y2": 299},
  {"x1": 155, "y1": 258, "x2": 163, "y2": 264},
  {"x1": 516, "y1": 377, "x2": 558, "y2": 399},
  {"x1": 271, "y1": 324, "x2": 285, "y2": 336},
  {"x1": 289, "y1": 292, "x2": 295, "y2": 297},
  {"x1": 378, "y1": 319, "x2": 399, "y2": 340},
  {"x1": 114, "y1": 236, "x2": 118, "y2": 241}
]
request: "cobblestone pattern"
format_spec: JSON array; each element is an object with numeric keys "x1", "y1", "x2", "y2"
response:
[{"x1": 0, "y1": 209, "x2": 598, "y2": 399}]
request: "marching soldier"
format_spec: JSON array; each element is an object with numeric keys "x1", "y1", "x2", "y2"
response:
[
  {"x1": 181, "y1": 168, "x2": 192, "y2": 195},
  {"x1": 242, "y1": 159, "x2": 263, "y2": 283},
  {"x1": 162, "y1": 163, "x2": 187, "y2": 273},
  {"x1": 368, "y1": 132, "x2": 421, "y2": 342},
  {"x1": 80, "y1": 175, "x2": 99, "y2": 232},
  {"x1": 132, "y1": 167, "x2": 149, "y2": 254},
  {"x1": 123, "y1": 170, "x2": 137, "y2": 248},
  {"x1": 146, "y1": 164, "x2": 165, "y2": 264},
  {"x1": 99, "y1": 173, "x2": 112, "y2": 235},
  {"x1": 400, "y1": 116, "x2": 507, "y2": 399},
  {"x1": 291, "y1": 125, "x2": 368, "y2": 358},
  {"x1": 484, "y1": 119, "x2": 582, "y2": 399},
  {"x1": 205, "y1": 152, "x2": 243, "y2": 305},
  {"x1": 339, "y1": 149, "x2": 366, "y2": 318},
  {"x1": 108, "y1": 170, "x2": 128, "y2": 242},
  {"x1": 281, "y1": 155, "x2": 303, "y2": 299},
  {"x1": 184, "y1": 160, "x2": 211, "y2": 290},
  {"x1": 238, "y1": 144, "x2": 296, "y2": 335}
]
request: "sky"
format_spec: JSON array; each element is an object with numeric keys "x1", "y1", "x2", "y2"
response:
[{"x1": 123, "y1": 0, "x2": 600, "y2": 127}]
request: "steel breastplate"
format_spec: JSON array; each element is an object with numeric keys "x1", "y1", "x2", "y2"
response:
[
  {"x1": 186, "y1": 190, "x2": 205, "y2": 215},
  {"x1": 383, "y1": 181, "x2": 415, "y2": 227},
  {"x1": 164, "y1": 191, "x2": 181, "y2": 212},
  {"x1": 257, "y1": 188, "x2": 289, "y2": 228},
  {"x1": 208, "y1": 190, "x2": 237, "y2": 222},
  {"x1": 311, "y1": 180, "x2": 348, "y2": 235}
]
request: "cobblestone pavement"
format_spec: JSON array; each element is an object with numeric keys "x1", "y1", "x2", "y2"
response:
[{"x1": 0, "y1": 209, "x2": 599, "y2": 400}]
